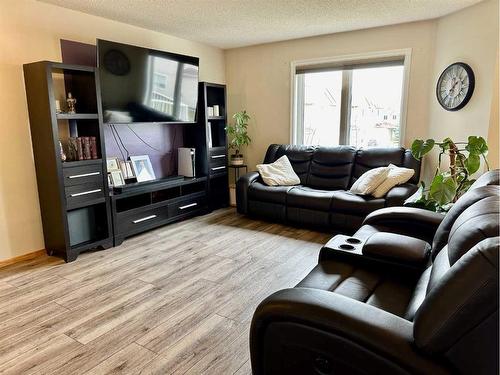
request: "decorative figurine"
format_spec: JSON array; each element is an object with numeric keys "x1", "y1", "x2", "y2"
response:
[{"x1": 66, "y1": 92, "x2": 77, "y2": 114}]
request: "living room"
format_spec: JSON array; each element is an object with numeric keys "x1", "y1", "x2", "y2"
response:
[{"x1": 0, "y1": 0, "x2": 498, "y2": 373}]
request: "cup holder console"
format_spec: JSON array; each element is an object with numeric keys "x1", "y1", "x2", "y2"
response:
[
  {"x1": 323, "y1": 235, "x2": 364, "y2": 254},
  {"x1": 345, "y1": 238, "x2": 361, "y2": 245},
  {"x1": 339, "y1": 244, "x2": 355, "y2": 251}
]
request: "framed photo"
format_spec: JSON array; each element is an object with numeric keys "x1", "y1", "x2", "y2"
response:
[
  {"x1": 106, "y1": 157, "x2": 120, "y2": 171},
  {"x1": 110, "y1": 170, "x2": 125, "y2": 187},
  {"x1": 130, "y1": 155, "x2": 156, "y2": 182}
]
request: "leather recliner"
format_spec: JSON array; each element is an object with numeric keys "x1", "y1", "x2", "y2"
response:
[
  {"x1": 250, "y1": 170, "x2": 500, "y2": 375},
  {"x1": 237, "y1": 144, "x2": 421, "y2": 231}
]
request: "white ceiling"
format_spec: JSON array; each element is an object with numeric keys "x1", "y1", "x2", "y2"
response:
[{"x1": 39, "y1": 0, "x2": 483, "y2": 49}]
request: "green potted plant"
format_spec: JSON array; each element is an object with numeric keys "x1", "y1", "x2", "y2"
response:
[
  {"x1": 406, "y1": 136, "x2": 489, "y2": 212},
  {"x1": 225, "y1": 110, "x2": 251, "y2": 165}
]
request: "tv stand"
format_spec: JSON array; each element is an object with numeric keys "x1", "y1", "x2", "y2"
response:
[
  {"x1": 110, "y1": 176, "x2": 208, "y2": 246},
  {"x1": 112, "y1": 175, "x2": 185, "y2": 194}
]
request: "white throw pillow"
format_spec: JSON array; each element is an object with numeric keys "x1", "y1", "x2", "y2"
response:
[
  {"x1": 349, "y1": 166, "x2": 390, "y2": 195},
  {"x1": 372, "y1": 164, "x2": 415, "y2": 198},
  {"x1": 257, "y1": 156, "x2": 300, "y2": 186}
]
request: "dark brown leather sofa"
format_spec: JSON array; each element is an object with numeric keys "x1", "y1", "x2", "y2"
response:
[
  {"x1": 250, "y1": 170, "x2": 500, "y2": 375},
  {"x1": 237, "y1": 144, "x2": 421, "y2": 231}
]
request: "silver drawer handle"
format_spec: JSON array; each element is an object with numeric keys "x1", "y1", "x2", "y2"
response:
[
  {"x1": 68, "y1": 172, "x2": 100, "y2": 179},
  {"x1": 132, "y1": 215, "x2": 157, "y2": 224},
  {"x1": 179, "y1": 203, "x2": 198, "y2": 210},
  {"x1": 211, "y1": 166, "x2": 226, "y2": 171},
  {"x1": 211, "y1": 155, "x2": 225, "y2": 159},
  {"x1": 70, "y1": 188, "x2": 101, "y2": 197}
]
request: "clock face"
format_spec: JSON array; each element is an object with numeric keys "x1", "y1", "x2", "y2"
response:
[{"x1": 436, "y1": 62, "x2": 475, "y2": 111}]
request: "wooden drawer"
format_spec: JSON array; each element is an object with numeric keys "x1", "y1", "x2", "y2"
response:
[
  {"x1": 209, "y1": 164, "x2": 227, "y2": 176},
  {"x1": 63, "y1": 164, "x2": 103, "y2": 187},
  {"x1": 116, "y1": 205, "x2": 169, "y2": 235},
  {"x1": 209, "y1": 147, "x2": 226, "y2": 157},
  {"x1": 168, "y1": 195, "x2": 206, "y2": 218},
  {"x1": 65, "y1": 182, "x2": 104, "y2": 209},
  {"x1": 209, "y1": 154, "x2": 227, "y2": 169}
]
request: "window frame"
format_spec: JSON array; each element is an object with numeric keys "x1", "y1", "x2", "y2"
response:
[{"x1": 290, "y1": 49, "x2": 412, "y2": 147}]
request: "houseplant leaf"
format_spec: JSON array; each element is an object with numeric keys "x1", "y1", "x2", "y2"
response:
[
  {"x1": 465, "y1": 136, "x2": 488, "y2": 155},
  {"x1": 429, "y1": 174, "x2": 457, "y2": 206},
  {"x1": 464, "y1": 154, "x2": 480, "y2": 174},
  {"x1": 411, "y1": 139, "x2": 435, "y2": 159}
]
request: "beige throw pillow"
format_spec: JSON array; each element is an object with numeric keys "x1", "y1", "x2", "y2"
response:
[
  {"x1": 257, "y1": 155, "x2": 300, "y2": 186},
  {"x1": 349, "y1": 166, "x2": 390, "y2": 195},
  {"x1": 372, "y1": 164, "x2": 415, "y2": 198}
]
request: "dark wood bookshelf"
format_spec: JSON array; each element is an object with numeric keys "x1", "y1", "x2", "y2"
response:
[{"x1": 23, "y1": 61, "x2": 113, "y2": 262}]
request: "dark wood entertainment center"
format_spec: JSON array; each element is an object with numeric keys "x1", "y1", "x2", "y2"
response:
[{"x1": 23, "y1": 60, "x2": 229, "y2": 262}]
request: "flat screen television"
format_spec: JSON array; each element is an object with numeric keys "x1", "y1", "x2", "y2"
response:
[{"x1": 97, "y1": 39, "x2": 199, "y2": 124}]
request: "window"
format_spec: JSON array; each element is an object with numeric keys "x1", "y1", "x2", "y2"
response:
[{"x1": 293, "y1": 53, "x2": 409, "y2": 148}]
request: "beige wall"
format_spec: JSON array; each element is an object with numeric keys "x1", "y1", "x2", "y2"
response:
[
  {"x1": 0, "y1": 0, "x2": 225, "y2": 261},
  {"x1": 425, "y1": 0, "x2": 499, "y2": 181},
  {"x1": 225, "y1": 0, "x2": 499, "y2": 181},
  {"x1": 225, "y1": 21, "x2": 437, "y2": 170},
  {"x1": 488, "y1": 52, "x2": 499, "y2": 170}
]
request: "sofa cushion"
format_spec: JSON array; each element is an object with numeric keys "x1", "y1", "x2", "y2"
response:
[
  {"x1": 296, "y1": 261, "x2": 414, "y2": 317},
  {"x1": 256, "y1": 155, "x2": 300, "y2": 186},
  {"x1": 248, "y1": 181, "x2": 293, "y2": 204},
  {"x1": 350, "y1": 166, "x2": 390, "y2": 195},
  {"x1": 274, "y1": 145, "x2": 315, "y2": 184},
  {"x1": 287, "y1": 186, "x2": 335, "y2": 211},
  {"x1": 372, "y1": 164, "x2": 415, "y2": 198},
  {"x1": 351, "y1": 147, "x2": 405, "y2": 187},
  {"x1": 306, "y1": 146, "x2": 356, "y2": 190},
  {"x1": 331, "y1": 191, "x2": 385, "y2": 215}
]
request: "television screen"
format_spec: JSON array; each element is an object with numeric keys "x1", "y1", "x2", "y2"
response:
[{"x1": 97, "y1": 39, "x2": 199, "y2": 124}]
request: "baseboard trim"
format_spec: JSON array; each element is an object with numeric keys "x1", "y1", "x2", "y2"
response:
[{"x1": 0, "y1": 249, "x2": 46, "y2": 268}]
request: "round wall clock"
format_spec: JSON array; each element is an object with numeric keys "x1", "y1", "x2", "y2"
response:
[
  {"x1": 103, "y1": 49, "x2": 130, "y2": 76},
  {"x1": 436, "y1": 62, "x2": 475, "y2": 111}
]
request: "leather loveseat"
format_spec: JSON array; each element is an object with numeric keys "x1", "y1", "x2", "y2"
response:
[
  {"x1": 237, "y1": 144, "x2": 421, "y2": 231},
  {"x1": 250, "y1": 170, "x2": 500, "y2": 375}
]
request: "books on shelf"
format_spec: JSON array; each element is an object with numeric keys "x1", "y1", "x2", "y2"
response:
[{"x1": 65, "y1": 136, "x2": 99, "y2": 161}]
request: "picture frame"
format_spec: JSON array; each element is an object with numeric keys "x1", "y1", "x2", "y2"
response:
[
  {"x1": 110, "y1": 170, "x2": 125, "y2": 187},
  {"x1": 106, "y1": 157, "x2": 120, "y2": 171},
  {"x1": 130, "y1": 155, "x2": 156, "y2": 182}
]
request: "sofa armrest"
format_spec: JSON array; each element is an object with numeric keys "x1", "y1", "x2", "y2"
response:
[
  {"x1": 385, "y1": 183, "x2": 419, "y2": 207},
  {"x1": 236, "y1": 171, "x2": 260, "y2": 214},
  {"x1": 362, "y1": 207, "x2": 444, "y2": 243},
  {"x1": 251, "y1": 288, "x2": 449, "y2": 375}
]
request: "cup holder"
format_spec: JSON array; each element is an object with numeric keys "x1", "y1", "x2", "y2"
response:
[
  {"x1": 346, "y1": 237, "x2": 361, "y2": 244},
  {"x1": 339, "y1": 244, "x2": 355, "y2": 251}
]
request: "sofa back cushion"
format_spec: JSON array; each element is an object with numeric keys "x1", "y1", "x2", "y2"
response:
[
  {"x1": 262, "y1": 144, "x2": 419, "y2": 189},
  {"x1": 306, "y1": 146, "x2": 356, "y2": 190},
  {"x1": 432, "y1": 185, "x2": 500, "y2": 258},
  {"x1": 350, "y1": 147, "x2": 405, "y2": 187}
]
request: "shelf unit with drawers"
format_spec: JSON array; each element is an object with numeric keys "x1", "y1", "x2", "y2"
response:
[
  {"x1": 184, "y1": 82, "x2": 229, "y2": 210},
  {"x1": 23, "y1": 61, "x2": 113, "y2": 262}
]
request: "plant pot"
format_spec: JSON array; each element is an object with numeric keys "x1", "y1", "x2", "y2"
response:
[{"x1": 230, "y1": 154, "x2": 244, "y2": 166}]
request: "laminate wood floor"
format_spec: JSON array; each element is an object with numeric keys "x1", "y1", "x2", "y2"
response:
[{"x1": 0, "y1": 208, "x2": 331, "y2": 375}]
